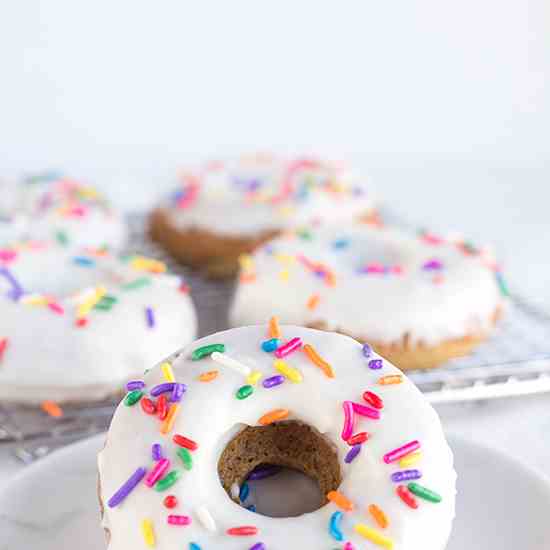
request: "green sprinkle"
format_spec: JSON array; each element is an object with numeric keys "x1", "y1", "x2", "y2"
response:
[
  {"x1": 177, "y1": 448, "x2": 193, "y2": 470},
  {"x1": 407, "y1": 482, "x2": 442, "y2": 503},
  {"x1": 496, "y1": 272, "x2": 510, "y2": 297},
  {"x1": 94, "y1": 295, "x2": 118, "y2": 311},
  {"x1": 296, "y1": 229, "x2": 313, "y2": 241},
  {"x1": 236, "y1": 385, "x2": 254, "y2": 400},
  {"x1": 122, "y1": 277, "x2": 152, "y2": 290},
  {"x1": 154, "y1": 470, "x2": 182, "y2": 491},
  {"x1": 55, "y1": 230, "x2": 69, "y2": 246},
  {"x1": 191, "y1": 344, "x2": 225, "y2": 361},
  {"x1": 124, "y1": 390, "x2": 144, "y2": 406}
]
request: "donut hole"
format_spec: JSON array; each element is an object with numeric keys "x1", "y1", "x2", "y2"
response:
[{"x1": 218, "y1": 421, "x2": 341, "y2": 518}]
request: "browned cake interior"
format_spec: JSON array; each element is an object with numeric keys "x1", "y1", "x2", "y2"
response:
[{"x1": 218, "y1": 421, "x2": 342, "y2": 506}]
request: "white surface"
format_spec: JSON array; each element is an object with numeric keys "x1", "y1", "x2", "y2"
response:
[{"x1": 1, "y1": 433, "x2": 549, "y2": 549}]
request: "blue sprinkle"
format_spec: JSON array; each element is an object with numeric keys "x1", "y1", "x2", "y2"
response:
[
  {"x1": 73, "y1": 256, "x2": 95, "y2": 267},
  {"x1": 189, "y1": 544, "x2": 201, "y2": 550},
  {"x1": 246, "y1": 504, "x2": 257, "y2": 513},
  {"x1": 333, "y1": 238, "x2": 350, "y2": 249},
  {"x1": 368, "y1": 359, "x2": 383, "y2": 370},
  {"x1": 261, "y1": 338, "x2": 280, "y2": 352},
  {"x1": 239, "y1": 481, "x2": 250, "y2": 503},
  {"x1": 329, "y1": 511, "x2": 344, "y2": 541}
]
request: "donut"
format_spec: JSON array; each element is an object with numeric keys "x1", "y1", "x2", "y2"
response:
[
  {"x1": 98, "y1": 324, "x2": 456, "y2": 549},
  {"x1": 0, "y1": 240, "x2": 197, "y2": 404},
  {"x1": 230, "y1": 225, "x2": 507, "y2": 370},
  {"x1": 150, "y1": 155, "x2": 376, "y2": 278},
  {"x1": 4, "y1": 172, "x2": 127, "y2": 249}
]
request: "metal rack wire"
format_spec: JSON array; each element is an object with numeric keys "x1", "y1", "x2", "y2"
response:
[{"x1": 2, "y1": 214, "x2": 550, "y2": 461}]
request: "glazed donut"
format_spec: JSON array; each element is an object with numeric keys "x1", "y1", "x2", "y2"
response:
[
  {"x1": 98, "y1": 324, "x2": 456, "y2": 549},
  {"x1": 0, "y1": 240, "x2": 197, "y2": 404},
  {"x1": 150, "y1": 155, "x2": 376, "y2": 277},
  {"x1": 230, "y1": 225, "x2": 507, "y2": 370},
  {"x1": 5, "y1": 173, "x2": 127, "y2": 249}
]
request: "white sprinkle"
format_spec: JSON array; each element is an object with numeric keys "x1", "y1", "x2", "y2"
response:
[
  {"x1": 230, "y1": 482, "x2": 240, "y2": 500},
  {"x1": 210, "y1": 352, "x2": 252, "y2": 376},
  {"x1": 195, "y1": 505, "x2": 217, "y2": 532}
]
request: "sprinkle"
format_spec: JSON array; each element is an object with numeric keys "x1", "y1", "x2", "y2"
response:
[
  {"x1": 145, "y1": 458, "x2": 171, "y2": 487},
  {"x1": 347, "y1": 432, "x2": 369, "y2": 445},
  {"x1": 384, "y1": 440, "x2": 421, "y2": 464},
  {"x1": 344, "y1": 543, "x2": 356, "y2": 550},
  {"x1": 368, "y1": 504, "x2": 389, "y2": 529},
  {"x1": 362, "y1": 390, "x2": 384, "y2": 410},
  {"x1": 55, "y1": 230, "x2": 69, "y2": 245},
  {"x1": 77, "y1": 285, "x2": 106, "y2": 318},
  {"x1": 351, "y1": 402, "x2": 381, "y2": 419},
  {"x1": 262, "y1": 374, "x2": 285, "y2": 388},
  {"x1": 273, "y1": 359, "x2": 303, "y2": 383},
  {"x1": 160, "y1": 403, "x2": 181, "y2": 434},
  {"x1": 362, "y1": 343, "x2": 372, "y2": 357},
  {"x1": 399, "y1": 451, "x2": 422, "y2": 467},
  {"x1": 423, "y1": 258, "x2": 443, "y2": 271},
  {"x1": 47, "y1": 302, "x2": 64, "y2": 315},
  {"x1": 407, "y1": 482, "x2": 442, "y2": 503},
  {"x1": 329, "y1": 511, "x2": 344, "y2": 541},
  {"x1": 75, "y1": 318, "x2": 88, "y2": 328},
  {"x1": 227, "y1": 526, "x2": 258, "y2": 536},
  {"x1": 279, "y1": 269, "x2": 289, "y2": 281},
  {"x1": 130, "y1": 256, "x2": 166, "y2": 274},
  {"x1": 140, "y1": 519, "x2": 155, "y2": 547},
  {"x1": 125, "y1": 390, "x2": 144, "y2": 406},
  {"x1": 198, "y1": 370, "x2": 219, "y2": 382},
  {"x1": 239, "y1": 482, "x2": 250, "y2": 502},
  {"x1": 73, "y1": 256, "x2": 95, "y2": 267},
  {"x1": 258, "y1": 408, "x2": 289, "y2": 425},
  {"x1": 167, "y1": 515, "x2": 192, "y2": 526},
  {"x1": 307, "y1": 293, "x2": 320, "y2": 310},
  {"x1": 170, "y1": 383, "x2": 186, "y2": 403},
  {"x1": 150, "y1": 382, "x2": 176, "y2": 397},
  {"x1": 164, "y1": 495, "x2": 178, "y2": 509},
  {"x1": 249, "y1": 544, "x2": 266, "y2": 550},
  {"x1": 246, "y1": 504, "x2": 257, "y2": 512},
  {"x1": 41, "y1": 400, "x2": 63, "y2": 418},
  {"x1": 154, "y1": 470, "x2": 182, "y2": 492},
  {"x1": 327, "y1": 490, "x2": 354, "y2": 512},
  {"x1": 354, "y1": 523, "x2": 394, "y2": 549},
  {"x1": 145, "y1": 307, "x2": 155, "y2": 328},
  {"x1": 236, "y1": 384, "x2": 254, "y2": 399},
  {"x1": 141, "y1": 397, "x2": 156, "y2": 415},
  {"x1": 152, "y1": 444, "x2": 163, "y2": 461},
  {"x1": 247, "y1": 465, "x2": 282, "y2": 481},
  {"x1": 368, "y1": 359, "x2": 383, "y2": 370},
  {"x1": 107, "y1": 467, "x2": 147, "y2": 507},
  {"x1": 231, "y1": 482, "x2": 240, "y2": 499},
  {"x1": 189, "y1": 544, "x2": 201, "y2": 550},
  {"x1": 397, "y1": 485, "x2": 418, "y2": 508},
  {"x1": 210, "y1": 352, "x2": 252, "y2": 376},
  {"x1": 341, "y1": 401, "x2": 354, "y2": 441},
  {"x1": 268, "y1": 316, "x2": 281, "y2": 339},
  {"x1": 302, "y1": 344, "x2": 334, "y2": 378},
  {"x1": 274, "y1": 337, "x2": 303, "y2": 358},
  {"x1": 177, "y1": 447, "x2": 193, "y2": 470},
  {"x1": 122, "y1": 277, "x2": 152, "y2": 290},
  {"x1": 344, "y1": 444, "x2": 362, "y2": 464},
  {"x1": 195, "y1": 506, "x2": 217, "y2": 532},
  {"x1": 173, "y1": 434, "x2": 199, "y2": 451},
  {"x1": 161, "y1": 362, "x2": 175, "y2": 382},
  {"x1": 246, "y1": 370, "x2": 262, "y2": 385},
  {"x1": 261, "y1": 338, "x2": 280, "y2": 352},
  {"x1": 391, "y1": 470, "x2": 422, "y2": 483},
  {"x1": 157, "y1": 395, "x2": 168, "y2": 420},
  {"x1": 191, "y1": 343, "x2": 225, "y2": 360},
  {"x1": 496, "y1": 271, "x2": 510, "y2": 297},
  {"x1": 126, "y1": 380, "x2": 145, "y2": 391},
  {"x1": 0, "y1": 338, "x2": 8, "y2": 359},
  {"x1": 379, "y1": 374, "x2": 403, "y2": 386}
]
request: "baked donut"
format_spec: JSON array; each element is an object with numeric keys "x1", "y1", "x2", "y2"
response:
[
  {"x1": 0, "y1": 240, "x2": 197, "y2": 404},
  {"x1": 230, "y1": 225, "x2": 507, "y2": 370},
  {"x1": 6, "y1": 173, "x2": 127, "y2": 249},
  {"x1": 150, "y1": 155, "x2": 376, "y2": 278},
  {"x1": 98, "y1": 324, "x2": 456, "y2": 549}
]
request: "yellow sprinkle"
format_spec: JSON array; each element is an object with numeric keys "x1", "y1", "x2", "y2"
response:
[
  {"x1": 160, "y1": 362, "x2": 175, "y2": 382},
  {"x1": 274, "y1": 360, "x2": 303, "y2": 383},
  {"x1": 246, "y1": 370, "x2": 262, "y2": 385},
  {"x1": 279, "y1": 269, "x2": 290, "y2": 282},
  {"x1": 77, "y1": 286, "x2": 106, "y2": 318},
  {"x1": 21, "y1": 294, "x2": 49, "y2": 306},
  {"x1": 130, "y1": 256, "x2": 166, "y2": 274},
  {"x1": 399, "y1": 451, "x2": 422, "y2": 467},
  {"x1": 238, "y1": 254, "x2": 255, "y2": 271},
  {"x1": 354, "y1": 523, "x2": 394, "y2": 549},
  {"x1": 278, "y1": 205, "x2": 295, "y2": 218},
  {"x1": 160, "y1": 404, "x2": 181, "y2": 435},
  {"x1": 274, "y1": 253, "x2": 296, "y2": 266},
  {"x1": 140, "y1": 519, "x2": 155, "y2": 547}
]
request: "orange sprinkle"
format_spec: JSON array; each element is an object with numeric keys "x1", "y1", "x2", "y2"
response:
[
  {"x1": 327, "y1": 490, "x2": 354, "y2": 512},
  {"x1": 160, "y1": 404, "x2": 181, "y2": 435},
  {"x1": 268, "y1": 316, "x2": 281, "y2": 339},
  {"x1": 198, "y1": 370, "x2": 219, "y2": 382},
  {"x1": 303, "y1": 344, "x2": 334, "y2": 378},
  {"x1": 41, "y1": 400, "x2": 64, "y2": 418},
  {"x1": 239, "y1": 273, "x2": 256, "y2": 284},
  {"x1": 306, "y1": 293, "x2": 320, "y2": 310},
  {"x1": 258, "y1": 408, "x2": 289, "y2": 426},
  {"x1": 368, "y1": 504, "x2": 389, "y2": 528},
  {"x1": 324, "y1": 269, "x2": 337, "y2": 287},
  {"x1": 379, "y1": 375, "x2": 403, "y2": 386}
]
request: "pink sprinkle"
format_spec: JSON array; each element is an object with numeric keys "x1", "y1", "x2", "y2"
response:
[
  {"x1": 167, "y1": 515, "x2": 192, "y2": 526},
  {"x1": 423, "y1": 259, "x2": 443, "y2": 271},
  {"x1": 390, "y1": 265, "x2": 403, "y2": 275},
  {"x1": 341, "y1": 401, "x2": 355, "y2": 441},
  {"x1": 421, "y1": 233, "x2": 444, "y2": 245},
  {"x1": 0, "y1": 249, "x2": 17, "y2": 263},
  {"x1": 145, "y1": 458, "x2": 170, "y2": 487},
  {"x1": 383, "y1": 440, "x2": 421, "y2": 464},
  {"x1": 274, "y1": 337, "x2": 303, "y2": 359},
  {"x1": 351, "y1": 402, "x2": 381, "y2": 420},
  {"x1": 365, "y1": 263, "x2": 385, "y2": 274},
  {"x1": 344, "y1": 543, "x2": 356, "y2": 550},
  {"x1": 48, "y1": 302, "x2": 65, "y2": 315}
]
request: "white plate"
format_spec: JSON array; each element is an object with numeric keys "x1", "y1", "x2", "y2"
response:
[{"x1": 0, "y1": 435, "x2": 549, "y2": 549}]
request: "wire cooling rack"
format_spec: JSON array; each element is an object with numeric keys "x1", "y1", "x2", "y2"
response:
[{"x1": 2, "y1": 214, "x2": 550, "y2": 461}]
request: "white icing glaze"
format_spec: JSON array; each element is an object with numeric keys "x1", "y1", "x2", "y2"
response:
[
  {"x1": 0, "y1": 242, "x2": 197, "y2": 404},
  {"x1": 98, "y1": 325, "x2": 456, "y2": 549},
  {"x1": 230, "y1": 225, "x2": 505, "y2": 346},
  {"x1": 160, "y1": 155, "x2": 376, "y2": 237}
]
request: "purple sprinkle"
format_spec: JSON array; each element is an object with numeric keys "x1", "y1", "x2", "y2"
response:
[
  {"x1": 150, "y1": 383, "x2": 175, "y2": 397},
  {"x1": 126, "y1": 380, "x2": 145, "y2": 391},
  {"x1": 152, "y1": 443, "x2": 163, "y2": 461},
  {"x1": 262, "y1": 375, "x2": 285, "y2": 389},
  {"x1": 170, "y1": 383, "x2": 186, "y2": 403},
  {"x1": 391, "y1": 469, "x2": 422, "y2": 483},
  {"x1": 107, "y1": 467, "x2": 147, "y2": 507},
  {"x1": 249, "y1": 544, "x2": 266, "y2": 550},
  {"x1": 368, "y1": 359, "x2": 383, "y2": 370},
  {"x1": 423, "y1": 259, "x2": 444, "y2": 271},
  {"x1": 145, "y1": 306, "x2": 155, "y2": 328},
  {"x1": 0, "y1": 268, "x2": 24, "y2": 301},
  {"x1": 247, "y1": 465, "x2": 282, "y2": 481},
  {"x1": 344, "y1": 444, "x2": 362, "y2": 464},
  {"x1": 362, "y1": 343, "x2": 372, "y2": 358}
]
